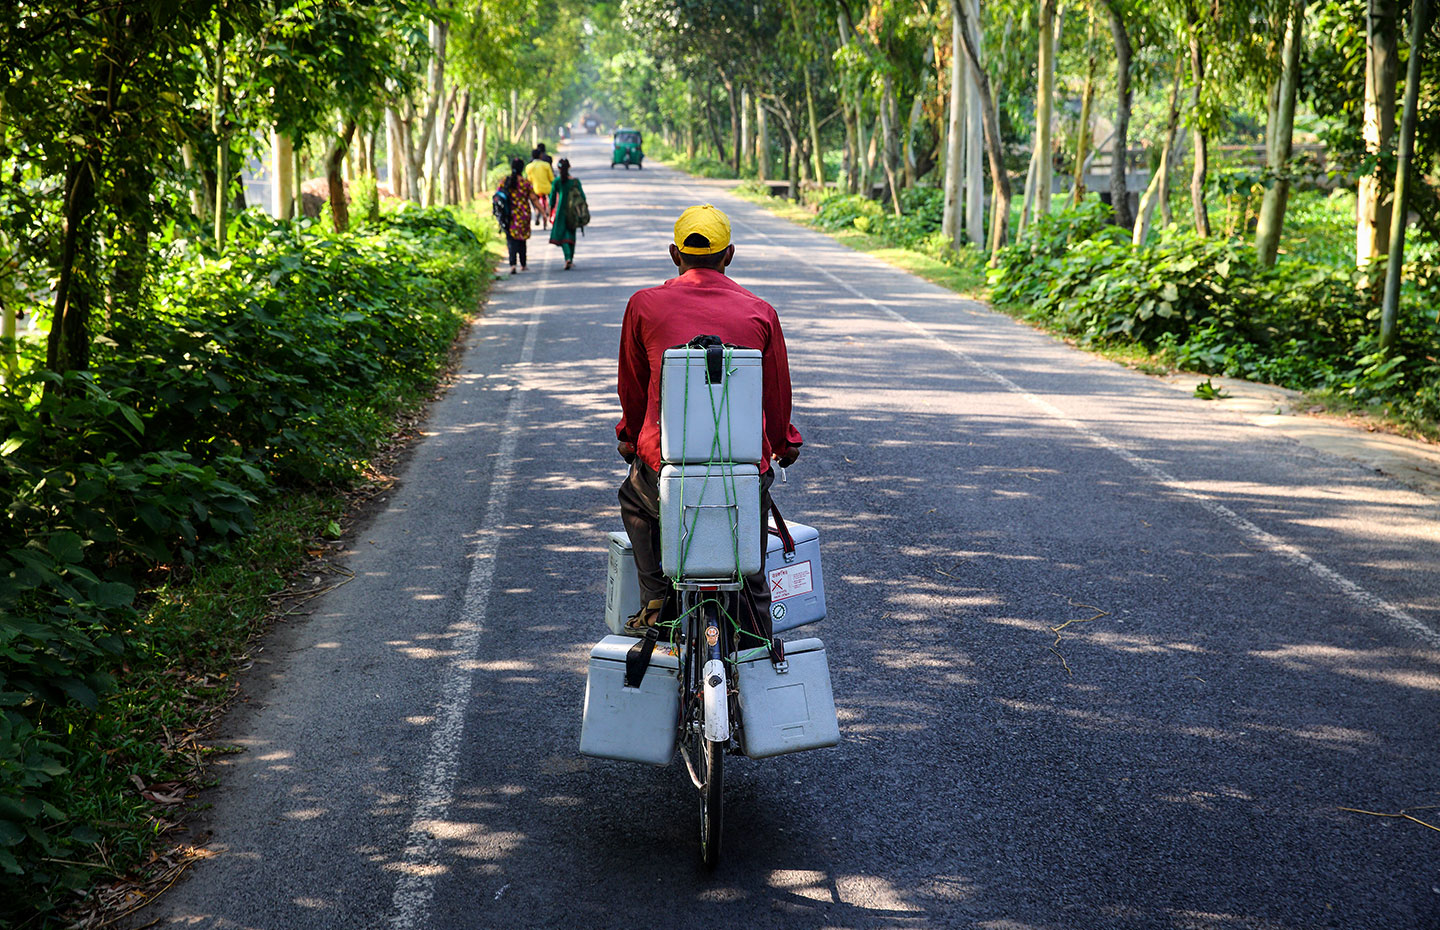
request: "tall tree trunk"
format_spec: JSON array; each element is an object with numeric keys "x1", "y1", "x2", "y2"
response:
[
  {"x1": 1104, "y1": 0, "x2": 1133, "y2": 229},
  {"x1": 1188, "y1": 11, "x2": 1211, "y2": 236},
  {"x1": 1035, "y1": 0, "x2": 1057, "y2": 220},
  {"x1": 1380, "y1": 0, "x2": 1433, "y2": 347},
  {"x1": 443, "y1": 91, "x2": 469, "y2": 206},
  {"x1": 49, "y1": 156, "x2": 99, "y2": 377},
  {"x1": 806, "y1": 67, "x2": 826, "y2": 184},
  {"x1": 273, "y1": 131, "x2": 294, "y2": 219},
  {"x1": 785, "y1": 116, "x2": 801, "y2": 202},
  {"x1": 213, "y1": 0, "x2": 230, "y2": 250},
  {"x1": 1, "y1": 270, "x2": 14, "y2": 385},
  {"x1": 328, "y1": 120, "x2": 357, "y2": 233},
  {"x1": 1071, "y1": 11, "x2": 1097, "y2": 205},
  {"x1": 457, "y1": 115, "x2": 471, "y2": 203},
  {"x1": 1134, "y1": 55, "x2": 1185, "y2": 246},
  {"x1": 1359, "y1": 0, "x2": 1400, "y2": 277},
  {"x1": 706, "y1": 97, "x2": 729, "y2": 163},
  {"x1": 740, "y1": 87, "x2": 752, "y2": 172},
  {"x1": 1159, "y1": 132, "x2": 1183, "y2": 226},
  {"x1": 842, "y1": 97, "x2": 858, "y2": 193},
  {"x1": 955, "y1": 0, "x2": 1011, "y2": 260},
  {"x1": 387, "y1": 108, "x2": 405, "y2": 199},
  {"x1": 864, "y1": 110, "x2": 880, "y2": 190},
  {"x1": 757, "y1": 103, "x2": 770, "y2": 181},
  {"x1": 430, "y1": 85, "x2": 459, "y2": 207},
  {"x1": 1255, "y1": 1, "x2": 1303, "y2": 266},
  {"x1": 1018, "y1": 150, "x2": 1038, "y2": 238},
  {"x1": 406, "y1": 21, "x2": 448, "y2": 205},
  {"x1": 181, "y1": 141, "x2": 207, "y2": 220},
  {"x1": 1, "y1": 227, "x2": 14, "y2": 385},
  {"x1": 880, "y1": 74, "x2": 903, "y2": 215},
  {"x1": 943, "y1": 0, "x2": 966, "y2": 246},
  {"x1": 474, "y1": 115, "x2": 488, "y2": 199}
]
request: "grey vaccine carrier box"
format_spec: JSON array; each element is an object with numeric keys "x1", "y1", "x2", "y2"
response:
[
  {"x1": 659, "y1": 464, "x2": 763, "y2": 580},
  {"x1": 735, "y1": 638, "x2": 840, "y2": 758},
  {"x1": 659, "y1": 347, "x2": 763, "y2": 465},
  {"x1": 604, "y1": 532, "x2": 644, "y2": 636},
  {"x1": 764, "y1": 521, "x2": 825, "y2": 633},
  {"x1": 580, "y1": 635, "x2": 680, "y2": 765}
]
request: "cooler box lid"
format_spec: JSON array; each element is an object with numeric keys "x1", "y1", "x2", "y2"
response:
[{"x1": 590, "y1": 634, "x2": 680, "y2": 671}]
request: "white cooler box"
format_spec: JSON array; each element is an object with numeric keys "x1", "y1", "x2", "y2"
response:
[
  {"x1": 604, "y1": 531, "x2": 644, "y2": 636},
  {"x1": 660, "y1": 464, "x2": 763, "y2": 580},
  {"x1": 579, "y1": 635, "x2": 680, "y2": 765},
  {"x1": 735, "y1": 638, "x2": 840, "y2": 758},
  {"x1": 659, "y1": 347, "x2": 763, "y2": 465},
  {"x1": 765, "y1": 521, "x2": 826, "y2": 633}
]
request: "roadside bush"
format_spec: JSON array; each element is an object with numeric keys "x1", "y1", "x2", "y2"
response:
[
  {"x1": 991, "y1": 200, "x2": 1440, "y2": 431},
  {"x1": 814, "y1": 193, "x2": 881, "y2": 231},
  {"x1": 0, "y1": 205, "x2": 489, "y2": 915}
]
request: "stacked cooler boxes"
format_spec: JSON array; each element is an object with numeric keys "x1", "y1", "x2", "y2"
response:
[
  {"x1": 580, "y1": 343, "x2": 839, "y2": 763},
  {"x1": 658, "y1": 346, "x2": 764, "y2": 581}
]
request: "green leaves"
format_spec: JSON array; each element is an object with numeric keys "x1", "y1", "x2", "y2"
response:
[
  {"x1": 0, "y1": 204, "x2": 488, "y2": 914},
  {"x1": 1193, "y1": 378, "x2": 1230, "y2": 400}
]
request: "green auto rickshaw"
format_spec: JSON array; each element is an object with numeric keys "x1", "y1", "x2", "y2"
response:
[{"x1": 611, "y1": 129, "x2": 644, "y2": 169}]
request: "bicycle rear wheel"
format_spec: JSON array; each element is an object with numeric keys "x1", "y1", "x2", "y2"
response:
[{"x1": 699, "y1": 733, "x2": 723, "y2": 868}]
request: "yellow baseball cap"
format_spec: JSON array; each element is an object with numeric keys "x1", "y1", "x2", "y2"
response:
[{"x1": 673, "y1": 204, "x2": 732, "y2": 254}]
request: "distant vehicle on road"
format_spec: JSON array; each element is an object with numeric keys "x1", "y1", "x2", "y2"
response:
[
  {"x1": 584, "y1": 115, "x2": 600, "y2": 134},
  {"x1": 612, "y1": 129, "x2": 643, "y2": 169}
]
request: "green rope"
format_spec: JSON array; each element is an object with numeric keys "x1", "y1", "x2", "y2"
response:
[{"x1": 671, "y1": 346, "x2": 749, "y2": 583}]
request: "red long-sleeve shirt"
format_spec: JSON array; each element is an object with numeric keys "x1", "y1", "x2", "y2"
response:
[{"x1": 617, "y1": 268, "x2": 803, "y2": 474}]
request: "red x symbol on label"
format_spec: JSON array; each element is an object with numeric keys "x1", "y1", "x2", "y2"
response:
[{"x1": 770, "y1": 575, "x2": 785, "y2": 595}]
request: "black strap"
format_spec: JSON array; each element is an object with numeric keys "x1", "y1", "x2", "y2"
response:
[
  {"x1": 624, "y1": 627, "x2": 660, "y2": 688},
  {"x1": 706, "y1": 344, "x2": 726, "y2": 385},
  {"x1": 767, "y1": 500, "x2": 796, "y2": 557}
]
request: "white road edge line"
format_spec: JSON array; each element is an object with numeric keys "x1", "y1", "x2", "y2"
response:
[
  {"x1": 717, "y1": 199, "x2": 1440, "y2": 650},
  {"x1": 387, "y1": 264, "x2": 548, "y2": 930}
]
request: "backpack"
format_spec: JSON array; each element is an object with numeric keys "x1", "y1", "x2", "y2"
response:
[
  {"x1": 491, "y1": 187, "x2": 512, "y2": 230},
  {"x1": 565, "y1": 182, "x2": 590, "y2": 231}
]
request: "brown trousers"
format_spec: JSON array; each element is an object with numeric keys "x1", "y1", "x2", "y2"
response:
[{"x1": 619, "y1": 460, "x2": 774, "y2": 639}]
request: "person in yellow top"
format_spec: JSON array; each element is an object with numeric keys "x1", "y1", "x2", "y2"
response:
[{"x1": 524, "y1": 147, "x2": 554, "y2": 229}]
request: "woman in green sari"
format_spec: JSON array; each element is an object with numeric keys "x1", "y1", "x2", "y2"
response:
[{"x1": 548, "y1": 158, "x2": 585, "y2": 270}]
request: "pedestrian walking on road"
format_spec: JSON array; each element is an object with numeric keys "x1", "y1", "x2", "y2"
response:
[
  {"x1": 498, "y1": 157, "x2": 540, "y2": 274},
  {"x1": 548, "y1": 158, "x2": 587, "y2": 270},
  {"x1": 525, "y1": 147, "x2": 554, "y2": 229}
]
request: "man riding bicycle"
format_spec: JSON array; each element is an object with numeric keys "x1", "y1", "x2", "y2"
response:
[{"x1": 616, "y1": 204, "x2": 803, "y2": 636}]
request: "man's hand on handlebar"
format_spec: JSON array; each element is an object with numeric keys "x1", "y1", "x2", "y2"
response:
[
  {"x1": 618, "y1": 441, "x2": 637, "y2": 464},
  {"x1": 775, "y1": 446, "x2": 800, "y2": 469}
]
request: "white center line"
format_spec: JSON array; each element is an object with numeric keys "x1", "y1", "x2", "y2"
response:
[
  {"x1": 716, "y1": 196, "x2": 1440, "y2": 650},
  {"x1": 387, "y1": 262, "x2": 547, "y2": 930}
]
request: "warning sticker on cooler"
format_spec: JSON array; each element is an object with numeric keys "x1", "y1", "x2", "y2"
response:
[{"x1": 768, "y1": 559, "x2": 814, "y2": 601}]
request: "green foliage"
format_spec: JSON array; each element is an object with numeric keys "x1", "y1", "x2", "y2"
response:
[
  {"x1": 991, "y1": 201, "x2": 1440, "y2": 430},
  {"x1": 0, "y1": 206, "x2": 489, "y2": 919},
  {"x1": 814, "y1": 194, "x2": 883, "y2": 231},
  {"x1": 350, "y1": 174, "x2": 381, "y2": 226},
  {"x1": 1193, "y1": 378, "x2": 1230, "y2": 400}
]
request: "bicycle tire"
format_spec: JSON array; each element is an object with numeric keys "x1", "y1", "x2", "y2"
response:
[{"x1": 699, "y1": 734, "x2": 723, "y2": 868}]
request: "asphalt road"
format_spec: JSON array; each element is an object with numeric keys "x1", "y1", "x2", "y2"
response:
[{"x1": 136, "y1": 134, "x2": 1440, "y2": 930}]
